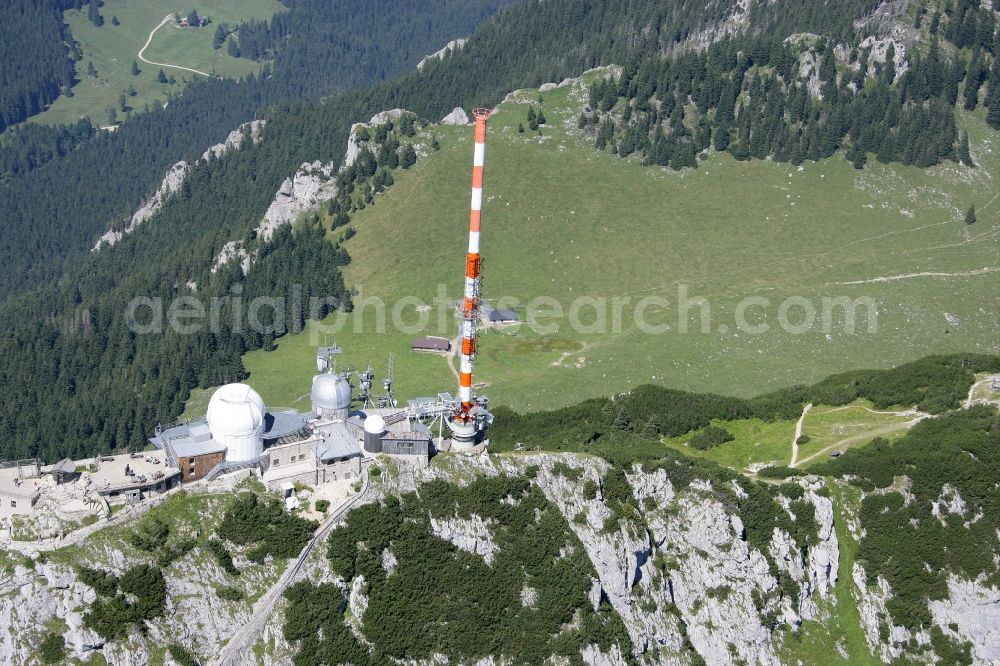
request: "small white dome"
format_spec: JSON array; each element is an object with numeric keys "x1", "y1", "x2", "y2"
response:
[
  {"x1": 311, "y1": 373, "x2": 352, "y2": 415},
  {"x1": 207, "y1": 383, "x2": 265, "y2": 462},
  {"x1": 363, "y1": 414, "x2": 386, "y2": 434}
]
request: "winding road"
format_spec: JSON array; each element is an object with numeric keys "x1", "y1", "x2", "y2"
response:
[
  {"x1": 214, "y1": 464, "x2": 371, "y2": 665},
  {"x1": 138, "y1": 15, "x2": 216, "y2": 79}
]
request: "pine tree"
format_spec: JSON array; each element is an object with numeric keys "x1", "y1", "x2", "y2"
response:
[
  {"x1": 400, "y1": 144, "x2": 417, "y2": 169},
  {"x1": 106, "y1": 107, "x2": 117, "y2": 125},
  {"x1": 640, "y1": 415, "x2": 661, "y2": 439},
  {"x1": 965, "y1": 205, "x2": 976, "y2": 225},
  {"x1": 213, "y1": 25, "x2": 226, "y2": 49},
  {"x1": 671, "y1": 141, "x2": 696, "y2": 170},
  {"x1": 926, "y1": 38, "x2": 943, "y2": 97},
  {"x1": 537, "y1": 108, "x2": 546, "y2": 125},
  {"x1": 713, "y1": 126, "x2": 730, "y2": 151},
  {"x1": 964, "y1": 56, "x2": 982, "y2": 110},
  {"x1": 131, "y1": 60, "x2": 140, "y2": 76},
  {"x1": 611, "y1": 406, "x2": 631, "y2": 432},
  {"x1": 87, "y1": 0, "x2": 103, "y2": 27},
  {"x1": 987, "y1": 83, "x2": 1000, "y2": 130},
  {"x1": 111, "y1": 15, "x2": 119, "y2": 26},
  {"x1": 848, "y1": 144, "x2": 867, "y2": 169},
  {"x1": 157, "y1": 69, "x2": 167, "y2": 83},
  {"x1": 517, "y1": 122, "x2": 524, "y2": 134},
  {"x1": 118, "y1": 93, "x2": 127, "y2": 112},
  {"x1": 86, "y1": 61, "x2": 96, "y2": 77},
  {"x1": 959, "y1": 131, "x2": 974, "y2": 167},
  {"x1": 430, "y1": 135, "x2": 440, "y2": 151},
  {"x1": 883, "y1": 44, "x2": 897, "y2": 83},
  {"x1": 227, "y1": 39, "x2": 240, "y2": 58},
  {"x1": 875, "y1": 130, "x2": 895, "y2": 164}
]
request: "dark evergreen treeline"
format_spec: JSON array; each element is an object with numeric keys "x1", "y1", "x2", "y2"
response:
[
  {"x1": 490, "y1": 355, "x2": 1000, "y2": 454},
  {"x1": 813, "y1": 405, "x2": 999, "y2": 659},
  {"x1": 0, "y1": 75, "x2": 274, "y2": 300},
  {"x1": 0, "y1": 111, "x2": 432, "y2": 461},
  {"x1": 0, "y1": 218, "x2": 353, "y2": 461},
  {"x1": 0, "y1": 0, "x2": 76, "y2": 133},
  {"x1": 0, "y1": 0, "x2": 515, "y2": 301},
  {"x1": 0, "y1": 118, "x2": 94, "y2": 180},
  {"x1": 0, "y1": 0, "x2": 915, "y2": 305},
  {"x1": 580, "y1": 20, "x2": 987, "y2": 172},
  {"x1": 232, "y1": 0, "x2": 518, "y2": 99}
]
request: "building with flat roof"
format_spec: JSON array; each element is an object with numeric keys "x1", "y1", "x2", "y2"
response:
[
  {"x1": 151, "y1": 420, "x2": 227, "y2": 482},
  {"x1": 412, "y1": 336, "x2": 451, "y2": 353},
  {"x1": 346, "y1": 409, "x2": 433, "y2": 464},
  {"x1": 0, "y1": 465, "x2": 41, "y2": 518},
  {"x1": 261, "y1": 420, "x2": 362, "y2": 490},
  {"x1": 89, "y1": 453, "x2": 181, "y2": 504},
  {"x1": 488, "y1": 308, "x2": 519, "y2": 324}
]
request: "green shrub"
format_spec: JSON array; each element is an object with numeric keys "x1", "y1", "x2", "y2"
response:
[
  {"x1": 38, "y1": 632, "x2": 65, "y2": 664},
  {"x1": 302, "y1": 474, "x2": 633, "y2": 663},
  {"x1": 76, "y1": 566, "x2": 118, "y2": 597},
  {"x1": 167, "y1": 643, "x2": 200, "y2": 666},
  {"x1": 206, "y1": 539, "x2": 239, "y2": 576},
  {"x1": 551, "y1": 461, "x2": 582, "y2": 480},
  {"x1": 757, "y1": 466, "x2": 804, "y2": 479},
  {"x1": 582, "y1": 479, "x2": 598, "y2": 500},
  {"x1": 217, "y1": 493, "x2": 317, "y2": 561},
  {"x1": 688, "y1": 426, "x2": 734, "y2": 450},
  {"x1": 314, "y1": 499, "x2": 331, "y2": 513},
  {"x1": 216, "y1": 585, "x2": 244, "y2": 602},
  {"x1": 83, "y1": 565, "x2": 167, "y2": 640}
]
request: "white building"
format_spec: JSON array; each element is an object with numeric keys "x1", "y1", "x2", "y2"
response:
[{"x1": 0, "y1": 465, "x2": 41, "y2": 518}]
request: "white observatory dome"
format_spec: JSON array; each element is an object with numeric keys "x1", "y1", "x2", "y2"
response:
[
  {"x1": 363, "y1": 414, "x2": 386, "y2": 435},
  {"x1": 311, "y1": 373, "x2": 352, "y2": 419},
  {"x1": 206, "y1": 383, "x2": 266, "y2": 462}
]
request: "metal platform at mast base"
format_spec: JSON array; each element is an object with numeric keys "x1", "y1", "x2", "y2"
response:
[{"x1": 436, "y1": 438, "x2": 489, "y2": 455}]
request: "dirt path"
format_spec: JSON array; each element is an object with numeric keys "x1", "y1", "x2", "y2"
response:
[
  {"x1": 138, "y1": 15, "x2": 216, "y2": 79},
  {"x1": 796, "y1": 417, "x2": 925, "y2": 467},
  {"x1": 789, "y1": 402, "x2": 812, "y2": 468},
  {"x1": 836, "y1": 266, "x2": 999, "y2": 285},
  {"x1": 964, "y1": 378, "x2": 1000, "y2": 409},
  {"x1": 445, "y1": 335, "x2": 460, "y2": 381}
]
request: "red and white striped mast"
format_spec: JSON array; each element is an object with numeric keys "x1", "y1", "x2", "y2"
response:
[{"x1": 452, "y1": 108, "x2": 491, "y2": 444}]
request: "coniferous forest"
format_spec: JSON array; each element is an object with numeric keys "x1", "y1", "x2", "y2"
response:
[
  {"x1": 0, "y1": 0, "x2": 76, "y2": 133},
  {"x1": 2, "y1": 0, "x2": 1000, "y2": 462}
]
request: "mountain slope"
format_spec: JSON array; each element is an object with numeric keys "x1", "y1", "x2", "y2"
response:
[{"x1": 244, "y1": 70, "x2": 1000, "y2": 412}]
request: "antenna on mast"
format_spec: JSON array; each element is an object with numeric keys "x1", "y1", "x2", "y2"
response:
[{"x1": 378, "y1": 353, "x2": 396, "y2": 408}]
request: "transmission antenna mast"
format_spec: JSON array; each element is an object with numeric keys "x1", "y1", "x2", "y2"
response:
[{"x1": 458, "y1": 108, "x2": 490, "y2": 414}]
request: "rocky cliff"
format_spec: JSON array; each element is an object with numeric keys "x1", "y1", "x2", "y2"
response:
[
  {"x1": 3, "y1": 452, "x2": 996, "y2": 664},
  {"x1": 93, "y1": 121, "x2": 266, "y2": 251}
]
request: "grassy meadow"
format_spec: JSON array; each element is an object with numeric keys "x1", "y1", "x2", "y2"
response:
[
  {"x1": 32, "y1": 0, "x2": 282, "y2": 126},
  {"x1": 236, "y1": 68, "x2": 999, "y2": 418}
]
